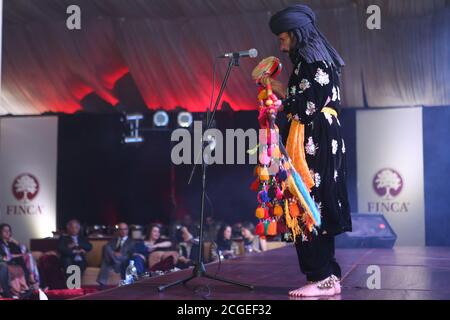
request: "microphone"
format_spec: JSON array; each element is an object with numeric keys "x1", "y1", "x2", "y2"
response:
[{"x1": 219, "y1": 48, "x2": 258, "y2": 59}]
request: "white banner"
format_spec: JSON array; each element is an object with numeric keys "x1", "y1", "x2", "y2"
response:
[
  {"x1": 0, "y1": 116, "x2": 58, "y2": 246},
  {"x1": 357, "y1": 108, "x2": 425, "y2": 246},
  {"x1": 0, "y1": 0, "x2": 3, "y2": 92}
]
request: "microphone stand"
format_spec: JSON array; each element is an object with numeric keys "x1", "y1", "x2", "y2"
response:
[{"x1": 158, "y1": 54, "x2": 254, "y2": 292}]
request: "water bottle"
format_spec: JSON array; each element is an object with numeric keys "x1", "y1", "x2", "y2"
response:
[
  {"x1": 124, "y1": 260, "x2": 138, "y2": 284},
  {"x1": 218, "y1": 250, "x2": 224, "y2": 261}
]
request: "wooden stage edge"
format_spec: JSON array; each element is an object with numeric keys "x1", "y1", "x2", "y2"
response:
[{"x1": 76, "y1": 245, "x2": 450, "y2": 300}]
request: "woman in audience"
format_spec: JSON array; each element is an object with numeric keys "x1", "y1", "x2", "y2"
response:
[
  {"x1": 241, "y1": 222, "x2": 267, "y2": 253},
  {"x1": 0, "y1": 223, "x2": 40, "y2": 296},
  {"x1": 211, "y1": 224, "x2": 235, "y2": 261},
  {"x1": 133, "y1": 224, "x2": 178, "y2": 274}
]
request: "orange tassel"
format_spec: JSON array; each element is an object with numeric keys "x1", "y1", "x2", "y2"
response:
[
  {"x1": 255, "y1": 207, "x2": 265, "y2": 219},
  {"x1": 289, "y1": 202, "x2": 300, "y2": 218},
  {"x1": 273, "y1": 204, "x2": 283, "y2": 217},
  {"x1": 259, "y1": 167, "x2": 270, "y2": 182}
]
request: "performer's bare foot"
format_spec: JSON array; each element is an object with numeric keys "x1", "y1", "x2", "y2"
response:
[
  {"x1": 289, "y1": 275, "x2": 340, "y2": 297},
  {"x1": 334, "y1": 277, "x2": 341, "y2": 295}
]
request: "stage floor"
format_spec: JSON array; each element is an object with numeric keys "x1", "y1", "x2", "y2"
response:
[{"x1": 76, "y1": 245, "x2": 450, "y2": 300}]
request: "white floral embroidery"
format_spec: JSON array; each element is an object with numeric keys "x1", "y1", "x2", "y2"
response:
[
  {"x1": 314, "y1": 68, "x2": 330, "y2": 86},
  {"x1": 342, "y1": 139, "x2": 346, "y2": 154},
  {"x1": 334, "y1": 170, "x2": 338, "y2": 182},
  {"x1": 305, "y1": 137, "x2": 317, "y2": 156},
  {"x1": 336, "y1": 118, "x2": 341, "y2": 126},
  {"x1": 290, "y1": 86, "x2": 297, "y2": 96},
  {"x1": 306, "y1": 101, "x2": 316, "y2": 116},
  {"x1": 293, "y1": 114, "x2": 300, "y2": 121},
  {"x1": 314, "y1": 173, "x2": 321, "y2": 187},
  {"x1": 316, "y1": 201, "x2": 323, "y2": 218},
  {"x1": 324, "y1": 112, "x2": 333, "y2": 125},
  {"x1": 316, "y1": 201, "x2": 323, "y2": 212},
  {"x1": 332, "y1": 139, "x2": 338, "y2": 155},
  {"x1": 337, "y1": 86, "x2": 341, "y2": 100},
  {"x1": 299, "y1": 79, "x2": 311, "y2": 92},
  {"x1": 301, "y1": 233, "x2": 309, "y2": 242},
  {"x1": 332, "y1": 86, "x2": 338, "y2": 101},
  {"x1": 338, "y1": 200, "x2": 342, "y2": 208}
]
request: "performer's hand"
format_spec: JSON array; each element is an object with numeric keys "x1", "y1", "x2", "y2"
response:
[
  {"x1": 260, "y1": 75, "x2": 271, "y2": 88},
  {"x1": 270, "y1": 79, "x2": 287, "y2": 99}
]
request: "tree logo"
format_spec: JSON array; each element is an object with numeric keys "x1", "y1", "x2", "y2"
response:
[
  {"x1": 373, "y1": 168, "x2": 403, "y2": 200},
  {"x1": 12, "y1": 174, "x2": 40, "y2": 203}
]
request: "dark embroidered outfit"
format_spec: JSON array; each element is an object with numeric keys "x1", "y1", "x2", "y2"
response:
[{"x1": 270, "y1": 4, "x2": 352, "y2": 282}]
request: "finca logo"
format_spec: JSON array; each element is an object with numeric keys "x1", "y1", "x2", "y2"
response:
[
  {"x1": 12, "y1": 174, "x2": 39, "y2": 203},
  {"x1": 368, "y1": 168, "x2": 409, "y2": 214},
  {"x1": 373, "y1": 168, "x2": 403, "y2": 200}
]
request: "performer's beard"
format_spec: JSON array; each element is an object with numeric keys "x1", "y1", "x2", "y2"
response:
[
  {"x1": 286, "y1": 35, "x2": 301, "y2": 65},
  {"x1": 288, "y1": 48, "x2": 301, "y2": 65}
]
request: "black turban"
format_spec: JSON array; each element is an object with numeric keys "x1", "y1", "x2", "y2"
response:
[
  {"x1": 269, "y1": 4, "x2": 316, "y2": 35},
  {"x1": 269, "y1": 4, "x2": 345, "y2": 69}
]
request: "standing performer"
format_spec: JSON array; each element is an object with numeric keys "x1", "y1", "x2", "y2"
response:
[{"x1": 268, "y1": 4, "x2": 352, "y2": 297}]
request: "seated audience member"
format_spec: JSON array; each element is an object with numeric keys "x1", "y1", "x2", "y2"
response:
[
  {"x1": 203, "y1": 215, "x2": 219, "y2": 242},
  {"x1": 170, "y1": 214, "x2": 198, "y2": 240},
  {"x1": 210, "y1": 224, "x2": 235, "y2": 261},
  {"x1": 0, "y1": 258, "x2": 10, "y2": 298},
  {"x1": 241, "y1": 222, "x2": 267, "y2": 253},
  {"x1": 232, "y1": 222, "x2": 244, "y2": 238},
  {"x1": 175, "y1": 226, "x2": 199, "y2": 269},
  {"x1": 97, "y1": 222, "x2": 135, "y2": 287},
  {"x1": 0, "y1": 223, "x2": 40, "y2": 294},
  {"x1": 132, "y1": 224, "x2": 175, "y2": 274},
  {"x1": 57, "y1": 219, "x2": 92, "y2": 275}
]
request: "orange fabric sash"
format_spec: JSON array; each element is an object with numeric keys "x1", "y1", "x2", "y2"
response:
[
  {"x1": 285, "y1": 107, "x2": 338, "y2": 192},
  {"x1": 286, "y1": 117, "x2": 315, "y2": 191}
]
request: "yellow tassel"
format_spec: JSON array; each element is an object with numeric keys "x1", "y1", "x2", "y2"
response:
[
  {"x1": 247, "y1": 144, "x2": 259, "y2": 156},
  {"x1": 259, "y1": 167, "x2": 270, "y2": 182}
]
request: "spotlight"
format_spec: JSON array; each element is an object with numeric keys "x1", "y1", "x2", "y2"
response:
[
  {"x1": 124, "y1": 136, "x2": 144, "y2": 144},
  {"x1": 126, "y1": 114, "x2": 144, "y2": 121},
  {"x1": 153, "y1": 110, "x2": 169, "y2": 127},
  {"x1": 177, "y1": 111, "x2": 193, "y2": 128},
  {"x1": 123, "y1": 113, "x2": 144, "y2": 144}
]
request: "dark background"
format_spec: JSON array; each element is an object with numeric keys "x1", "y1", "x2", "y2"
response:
[
  {"x1": 55, "y1": 110, "x2": 358, "y2": 231},
  {"x1": 56, "y1": 106, "x2": 450, "y2": 246}
]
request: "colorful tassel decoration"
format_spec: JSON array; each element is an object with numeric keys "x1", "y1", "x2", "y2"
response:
[
  {"x1": 273, "y1": 204, "x2": 283, "y2": 217},
  {"x1": 284, "y1": 199, "x2": 300, "y2": 242},
  {"x1": 259, "y1": 167, "x2": 270, "y2": 182},
  {"x1": 251, "y1": 57, "x2": 321, "y2": 242},
  {"x1": 255, "y1": 222, "x2": 264, "y2": 236},
  {"x1": 289, "y1": 202, "x2": 300, "y2": 218},
  {"x1": 255, "y1": 207, "x2": 265, "y2": 219}
]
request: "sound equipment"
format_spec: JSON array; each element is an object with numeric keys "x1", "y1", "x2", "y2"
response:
[{"x1": 335, "y1": 213, "x2": 397, "y2": 248}]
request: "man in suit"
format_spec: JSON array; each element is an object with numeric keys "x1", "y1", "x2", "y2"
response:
[
  {"x1": 57, "y1": 220, "x2": 93, "y2": 275},
  {"x1": 97, "y1": 222, "x2": 135, "y2": 287}
]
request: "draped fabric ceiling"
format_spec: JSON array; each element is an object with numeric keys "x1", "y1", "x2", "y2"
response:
[{"x1": 1, "y1": 0, "x2": 449, "y2": 115}]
